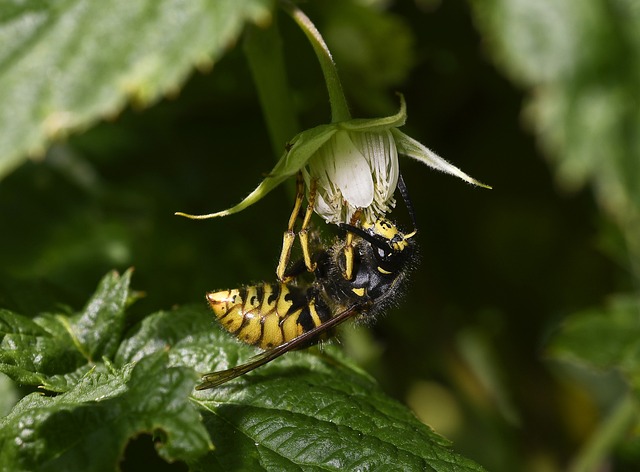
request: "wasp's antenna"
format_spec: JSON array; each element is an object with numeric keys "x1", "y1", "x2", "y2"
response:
[
  {"x1": 338, "y1": 224, "x2": 392, "y2": 251},
  {"x1": 397, "y1": 174, "x2": 417, "y2": 231}
]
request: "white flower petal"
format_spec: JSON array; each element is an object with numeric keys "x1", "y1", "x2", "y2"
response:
[
  {"x1": 348, "y1": 130, "x2": 399, "y2": 222},
  {"x1": 331, "y1": 131, "x2": 375, "y2": 208},
  {"x1": 313, "y1": 190, "x2": 335, "y2": 221},
  {"x1": 371, "y1": 130, "x2": 399, "y2": 201}
]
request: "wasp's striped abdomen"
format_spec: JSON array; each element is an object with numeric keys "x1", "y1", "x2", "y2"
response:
[{"x1": 207, "y1": 283, "x2": 332, "y2": 350}]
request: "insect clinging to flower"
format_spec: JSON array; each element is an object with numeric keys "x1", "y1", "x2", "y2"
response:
[{"x1": 196, "y1": 175, "x2": 419, "y2": 389}]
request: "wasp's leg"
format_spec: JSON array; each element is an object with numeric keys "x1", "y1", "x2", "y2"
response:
[
  {"x1": 341, "y1": 210, "x2": 362, "y2": 280},
  {"x1": 298, "y1": 178, "x2": 318, "y2": 275},
  {"x1": 342, "y1": 231, "x2": 355, "y2": 280},
  {"x1": 276, "y1": 173, "x2": 306, "y2": 282}
]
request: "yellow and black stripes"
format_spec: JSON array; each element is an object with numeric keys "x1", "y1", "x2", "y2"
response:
[
  {"x1": 207, "y1": 283, "x2": 332, "y2": 350},
  {"x1": 196, "y1": 174, "x2": 420, "y2": 389}
]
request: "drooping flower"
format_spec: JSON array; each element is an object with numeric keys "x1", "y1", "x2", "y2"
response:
[
  {"x1": 176, "y1": 95, "x2": 489, "y2": 224},
  {"x1": 303, "y1": 129, "x2": 399, "y2": 224}
]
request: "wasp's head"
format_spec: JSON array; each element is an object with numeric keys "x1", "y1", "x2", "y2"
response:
[{"x1": 340, "y1": 217, "x2": 417, "y2": 275}]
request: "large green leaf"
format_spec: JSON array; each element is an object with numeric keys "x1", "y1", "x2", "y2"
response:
[
  {"x1": 0, "y1": 270, "x2": 133, "y2": 390},
  {"x1": 470, "y1": 0, "x2": 640, "y2": 236},
  {"x1": 191, "y1": 360, "x2": 484, "y2": 471},
  {"x1": 119, "y1": 298, "x2": 487, "y2": 471},
  {"x1": 118, "y1": 308, "x2": 487, "y2": 470},
  {"x1": 548, "y1": 295, "x2": 640, "y2": 389},
  {"x1": 0, "y1": 352, "x2": 211, "y2": 471},
  {"x1": 0, "y1": 0, "x2": 273, "y2": 179},
  {"x1": 1, "y1": 271, "x2": 486, "y2": 471},
  {"x1": 0, "y1": 273, "x2": 211, "y2": 471}
]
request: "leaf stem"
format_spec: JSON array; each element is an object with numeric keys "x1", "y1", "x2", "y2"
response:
[
  {"x1": 569, "y1": 390, "x2": 638, "y2": 472},
  {"x1": 280, "y1": 0, "x2": 351, "y2": 123},
  {"x1": 243, "y1": 19, "x2": 300, "y2": 158}
]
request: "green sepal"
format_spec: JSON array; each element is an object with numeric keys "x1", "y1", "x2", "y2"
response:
[
  {"x1": 176, "y1": 93, "x2": 489, "y2": 220},
  {"x1": 175, "y1": 97, "x2": 409, "y2": 220},
  {"x1": 337, "y1": 94, "x2": 407, "y2": 131},
  {"x1": 176, "y1": 123, "x2": 337, "y2": 219},
  {"x1": 391, "y1": 128, "x2": 492, "y2": 189}
]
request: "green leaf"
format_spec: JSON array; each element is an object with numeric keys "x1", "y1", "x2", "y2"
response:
[
  {"x1": 0, "y1": 351, "x2": 211, "y2": 471},
  {"x1": 123, "y1": 309, "x2": 481, "y2": 471},
  {"x1": 116, "y1": 301, "x2": 486, "y2": 470},
  {"x1": 470, "y1": 0, "x2": 640, "y2": 236},
  {"x1": 0, "y1": 274, "x2": 212, "y2": 470},
  {"x1": 66, "y1": 267, "x2": 134, "y2": 361},
  {"x1": 548, "y1": 295, "x2": 640, "y2": 387},
  {"x1": 0, "y1": 0, "x2": 273, "y2": 179},
  {"x1": 188, "y1": 345, "x2": 485, "y2": 471},
  {"x1": 0, "y1": 308, "x2": 81, "y2": 386},
  {"x1": 0, "y1": 270, "x2": 132, "y2": 389},
  {"x1": 0, "y1": 373, "x2": 18, "y2": 417},
  {"x1": 115, "y1": 304, "x2": 217, "y2": 367}
]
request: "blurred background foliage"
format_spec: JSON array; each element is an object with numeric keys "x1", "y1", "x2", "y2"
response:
[{"x1": 1, "y1": 0, "x2": 639, "y2": 470}]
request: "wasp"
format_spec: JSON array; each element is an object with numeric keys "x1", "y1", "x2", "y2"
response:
[{"x1": 196, "y1": 175, "x2": 418, "y2": 389}]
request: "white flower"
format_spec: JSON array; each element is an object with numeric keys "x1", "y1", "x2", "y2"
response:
[
  {"x1": 176, "y1": 95, "x2": 489, "y2": 224},
  {"x1": 303, "y1": 129, "x2": 399, "y2": 224}
]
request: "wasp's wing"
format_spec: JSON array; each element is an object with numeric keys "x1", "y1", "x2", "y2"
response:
[{"x1": 196, "y1": 304, "x2": 360, "y2": 390}]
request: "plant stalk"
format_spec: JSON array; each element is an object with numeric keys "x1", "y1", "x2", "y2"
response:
[
  {"x1": 243, "y1": 18, "x2": 300, "y2": 159},
  {"x1": 280, "y1": 0, "x2": 351, "y2": 123},
  {"x1": 569, "y1": 391, "x2": 638, "y2": 472}
]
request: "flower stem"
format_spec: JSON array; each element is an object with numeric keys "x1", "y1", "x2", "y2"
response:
[
  {"x1": 243, "y1": 19, "x2": 300, "y2": 158},
  {"x1": 280, "y1": 0, "x2": 351, "y2": 123},
  {"x1": 569, "y1": 391, "x2": 638, "y2": 472}
]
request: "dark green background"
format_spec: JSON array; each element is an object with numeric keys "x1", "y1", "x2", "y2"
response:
[{"x1": 0, "y1": 2, "x2": 627, "y2": 470}]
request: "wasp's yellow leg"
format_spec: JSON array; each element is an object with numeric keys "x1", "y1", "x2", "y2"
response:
[
  {"x1": 341, "y1": 210, "x2": 362, "y2": 281},
  {"x1": 277, "y1": 173, "x2": 306, "y2": 282},
  {"x1": 299, "y1": 179, "x2": 318, "y2": 274},
  {"x1": 342, "y1": 231, "x2": 355, "y2": 280}
]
